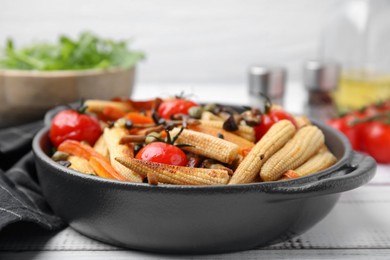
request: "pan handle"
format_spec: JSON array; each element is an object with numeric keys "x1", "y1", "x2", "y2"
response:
[{"x1": 267, "y1": 152, "x2": 376, "y2": 198}]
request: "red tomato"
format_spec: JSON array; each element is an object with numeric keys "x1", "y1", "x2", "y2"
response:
[
  {"x1": 254, "y1": 109, "x2": 297, "y2": 141},
  {"x1": 135, "y1": 142, "x2": 188, "y2": 166},
  {"x1": 327, "y1": 99, "x2": 390, "y2": 163},
  {"x1": 361, "y1": 121, "x2": 390, "y2": 163},
  {"x1": 328, "y1": 111, "x2": 369, "y2": 151},
  {"x1": 50, "y1": 110, "x2": 102, "y2": 147},
  {"x1": 364, "y1": 105, "x2": 385, "y2": 118},
  {"x1": 158, "y1": 99, "x2": 199, "y2": 119},
  {"x1": 327, "y1": 117, "x2": 361, "y2": 150}
]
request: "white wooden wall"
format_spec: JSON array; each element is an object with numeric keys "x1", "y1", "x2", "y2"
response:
[{"x1": 0, "y1": 0, "x2": 339, "y2": 85}]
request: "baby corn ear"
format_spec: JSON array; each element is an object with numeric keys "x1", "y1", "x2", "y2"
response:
[
  {"x1": 170, "y1": 128, "x2": 239, "y2": 164},
  {"x1": 67, "y1": 155, "x2": 96, "y2": 175},
  {"x1": 293, "y1": 146, "x2": 337, "y2": 177},
  {"x1": 115, "y1": 157, "x2": 230, "y2": 185},
  {"x1": 294, "y1": 115, "x2": 312, "y2": 128},
  {"x1": 199, "y1": 120, "x2": 256, "y2": 142},
  {"x1": 188, "y1": 124, "x2": 255, "y2": 152},
  {"x1": 93, "y1": 135, "x2": 109, "y2": 158},
  {"x1": 229, "y1": 120, "x2": 296, "y2": 184},
  {"x1": 201, "y1": 111, "x2": 224, "y2": 121},
  {"x1": 84, "y1": 100, "x2": 134, "y2": 113},
  {"x1": 260, "y1": 125, "x2": 325, "y2": 182},
  {"x1": 103, "y1": 127, "x2": 143, "y2": 183}
]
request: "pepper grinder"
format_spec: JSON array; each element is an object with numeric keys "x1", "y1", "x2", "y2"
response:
[
  {"x1": 248, "y1": 65, "x2": 286, "y2": 109},
  {"x1": 303, "y1": 60, "x2": 340, "y2": 121}
]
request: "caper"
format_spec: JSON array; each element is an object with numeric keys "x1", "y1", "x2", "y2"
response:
[
  {"x1": 145, "y1": 132, "x2": 162, "y2": 144},
  {"x1": 188, "y1": 106, "x2": 203, "y2": 119},
  {"x1": 223, "y1": 115, "x2": 239, "y2": 132},
  {"x1": 51, "y1": 151, "x2": 69, "y2": 161},
  {"x1": 125, "y1": 120, "x2": 134, "y2": 129},
  {"x1": 203, "y1": 103, "x2": 217, "y2": 112},
  {"x1": 241, "y1": 110, "x2": 261, "y2": 126},
  {"x1": 57, "y1": 160, "x2": 71, "y2": 168},
  {"x1": 80, "y1": 141, "x2": 91, "y2": 146},
  {"x1": 134, "y1": 144, "x2": 143, "y2": 155}
]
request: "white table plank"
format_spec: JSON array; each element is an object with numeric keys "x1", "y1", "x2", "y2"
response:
[{"x1": 1, "y1": 249, "x2": 390, "y2": 260}]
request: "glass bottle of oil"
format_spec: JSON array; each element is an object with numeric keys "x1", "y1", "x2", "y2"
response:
[{"x1": 320, "y1": 0, "x2": 390, "y2": 113}]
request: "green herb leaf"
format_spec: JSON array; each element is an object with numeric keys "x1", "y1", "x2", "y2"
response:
[{"x1": 0, "y1": 31, "x2": 145, "y2": 71}]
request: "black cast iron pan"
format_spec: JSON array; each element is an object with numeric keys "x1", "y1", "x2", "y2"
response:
[{"x1": 32, "y1": 105, "x2": 376, "y2": 254}]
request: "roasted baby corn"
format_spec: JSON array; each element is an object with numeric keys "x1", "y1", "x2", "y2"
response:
[
  {"x1": 292, "y1": 146, "x2": 337, "y2": 177},
  {"x1": 294, "y1": 115, "x2": 312, "y2": 128},
  {"x1": 229, "y1": 120, "x2": 296, "y2": 184},
  {"x1": 116, "y1": 157, "x2": 230, "y2": 185},
  {"x1": 85, "y1": 100, "x2": 134, "y2": 113},
  {"x1": 201, "y1": 111, "x2": 224, "y2": 121},
  {"x1": 260, "y1": 125, "x2": 325, "y2": 182},
  {"x1": 93, "y1": 135, "x2": 109, "y2": 158},
  {"x1": 199, "y1": 120, "x2": 256, "y2": 142},
  {"x1": 67, "y1": 155, "x2": 95, "y2": 175},
  {"x1": 188, "y1": 124, "x2": 255, "y2": 152},
  {"x1": 103, "y1": 127, "x2": 143, "y2": 183},
  {"x1": 170, "y1": 127, "x2": 239, "y2": 164}
]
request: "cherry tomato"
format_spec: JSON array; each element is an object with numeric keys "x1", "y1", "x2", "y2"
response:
[
  {"x1": 254, "y1": 109, "x2": 297, "y2": 141},
  {"x1": 135, "y1": 142, "x2": 188, "y2": 166},
  {"x1": 361, "y1": 121, "x2": 390, "y2": 164},
  {"x1": 158, "y1": 98, "x2": 199, "y2": 119},
  {"x1": 50, "y1": 110, "x2": 102, "y2": 147}
]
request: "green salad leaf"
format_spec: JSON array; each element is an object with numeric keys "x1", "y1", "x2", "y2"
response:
[{"x1": 0, "y1": 31, "x2": 145, "y2": 71}]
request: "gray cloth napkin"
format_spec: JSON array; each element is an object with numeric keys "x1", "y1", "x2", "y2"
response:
[{"x1": 0, "y1": 121, "x2": 65, "y2": 230}]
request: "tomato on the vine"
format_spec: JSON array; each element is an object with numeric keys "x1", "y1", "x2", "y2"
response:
[
  {"x1": 327, "y1": 99, "x2": 390, "y2": 164},
  {"x1": 158, "y1": 98, "x2": 199, "y2": 119},
  {"x1": 327, "y1": 113, "x2": 366, "y2": 151},
  {"x1": 361, "y1": 121, "x2": 390, "y2": 164},
  {"x1": 135, "y1": 142, "x2": 188, "y2": 166},
  {"x1": 254, "y1": 109, "x2": 297, "y2": 141},
  {"x1": 50, "y1": 109, "x2": 102, "y2": 147}
]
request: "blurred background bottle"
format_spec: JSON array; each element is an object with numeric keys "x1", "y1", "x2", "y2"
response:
[
  {"x1": 303, "y1": 60, "x2": 340, "y2": 121},
  {"x1": 248, "y1": 65, "x2": 286, "y2": 109},
  {"x1": 320, "y1": 0, "x2": 390, "y2": 113}
]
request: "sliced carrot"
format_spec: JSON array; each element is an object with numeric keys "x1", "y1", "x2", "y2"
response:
[
  {"x1": 160, "y1": 130, "x2": 168, "y2": 139},
  {"x1": 89, "y1": 156, "x2": 125, "y2": 181},
  {"x1": 240, "y1": 147, "x2": 252, "y2": 157},
  {"x1": 280, "y1": 170, "x2": 300, "y2": 180},
  {"x1": 57, "y1": 140, "x2": 107, "y2": 161},
  {"x1": 102, "y1": 106, "x2": 126, "y2": 121},
  {"x1": 125, "y1": 112, "x2": 154, "y2": 124},
  {"x1": 144, "y1": 110, "x2": 153, "y2": 118},
  {"x1": 111, "y1": 98, "x2": 155, "y2": 111}
]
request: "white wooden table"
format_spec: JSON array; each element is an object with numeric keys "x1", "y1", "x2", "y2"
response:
[{"x1": 0, "y1": 83, "x2": 389, "y2": 260}]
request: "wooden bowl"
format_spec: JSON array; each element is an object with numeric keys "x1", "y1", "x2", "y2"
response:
[{"x1": 0, "y1": 67, "x2": 135, "y2": 127}]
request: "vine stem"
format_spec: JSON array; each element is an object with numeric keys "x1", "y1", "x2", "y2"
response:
[{"x1": 349, "y1": 111, "x2": 390, "y2": 126}]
